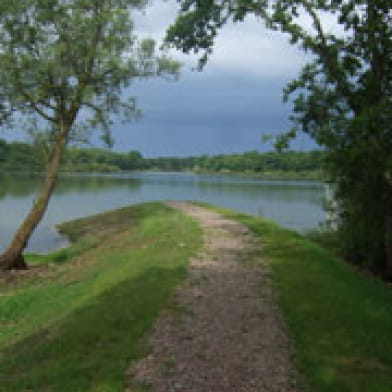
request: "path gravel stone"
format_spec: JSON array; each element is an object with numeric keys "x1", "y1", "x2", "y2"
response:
[{"x1": 127, "y1": 202, "x2": 298, "y2": 392}]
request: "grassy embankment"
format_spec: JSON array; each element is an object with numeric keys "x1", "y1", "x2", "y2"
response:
[
  {"x1": 200, "y1": 203, "x2": 392, "y2": 392},
  {"x1": 0, "y1": 203, "x2": 202, "y2": 392},
  {"x1": 2, "y1": 201, "x2": 391, "y2": 392}
]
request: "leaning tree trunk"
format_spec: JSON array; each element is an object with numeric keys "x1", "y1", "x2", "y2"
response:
[{"x1": 0, "y1": 122, "x2": 71, "y2": 270}]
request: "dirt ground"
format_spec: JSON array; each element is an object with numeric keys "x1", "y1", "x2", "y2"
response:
[{"x1": 127, "y1": 202, "x2": 298, "y2": 392}]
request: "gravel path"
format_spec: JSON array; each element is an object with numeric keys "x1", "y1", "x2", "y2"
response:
[{"x1": 127, "y1": 202, "x2": 298, "y2": 392}]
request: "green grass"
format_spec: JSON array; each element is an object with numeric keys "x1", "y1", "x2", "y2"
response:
[
  {"x1": 3, "y1": 201, "x2": 392, "y2": 392},
  {"x1": 198, "y1": 203, "x2": 392, "y2": 392},
  {"x1": 305, "y1": 227, "x2": 344, "y2": 258},
  {"x1": 0, "y1": 202, "x2": 202, "y2": 392}
]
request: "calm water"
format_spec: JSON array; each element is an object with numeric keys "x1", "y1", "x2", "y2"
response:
[{"x1": 0, "y1": 172, "x2": 326, "y2": 253}]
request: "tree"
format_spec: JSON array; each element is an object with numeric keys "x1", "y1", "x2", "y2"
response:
[
  {"x1": 166, "y1": 0, "x2": 392, "y2": 278},
  {"x1": 0, "y1": 0, "x2": 180, "y2": 270},
  {"x1": 0, "y1": 139, "x2": 8, "y2": 166}
]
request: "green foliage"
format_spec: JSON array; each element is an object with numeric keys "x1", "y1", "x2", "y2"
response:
[
  {"x1": 166, "y1": 0, "x2": 392, "y2": 276},
  {"x1": 64, "y1": 147, "x2": 145, "y2": 171},
  {"x1": 0, "y1": 202, "x2": 202, "y2": 391},
  {"x1": 0, "y1": 138, "x2": 325, "y2": 177},
  {"x1": 0, "y1": 1, "x2": 181, "y2": 265},
  {"x1": 0, "y1": 140, "x2": 40, "y2": 170},
  {"x1": 202, "y1": 203, "x2": 392, "y2": 392},
  {"x1": 190, "y1": 149, "x2": 324, "y2": 174},
  {"x1": 0, "y1": 0, "x2": 180, "y2": 141},
  {"x1": 166, "y1": 0, "x2": 268, "y2": 69},
  {"x1": 305, "y1": 227, "x2": 343, "y2": 258}
]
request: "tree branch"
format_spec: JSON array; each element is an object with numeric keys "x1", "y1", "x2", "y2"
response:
[
  {"x1": 301, "y1": 1, "x2": 360, "y2": 114},
  {"x1": 20, "y1": 90, "x2": 57, "y2": 123}
]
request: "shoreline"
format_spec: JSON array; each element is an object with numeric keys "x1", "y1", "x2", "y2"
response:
[{"x1": 1, "y1": 168, "x2": 325, "y2": 182}]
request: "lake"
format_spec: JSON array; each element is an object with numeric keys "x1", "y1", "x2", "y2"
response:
[{"x1": 0, "y1": 172, "x2": 326, "y2": 253}]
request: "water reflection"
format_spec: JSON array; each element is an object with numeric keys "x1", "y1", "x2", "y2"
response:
[
  {"x1": 0, "y1": 172, "x2": 325, "y2": 253},
  {"x1": 0, "y1": 173, "x2": 142, "y2": 199}
]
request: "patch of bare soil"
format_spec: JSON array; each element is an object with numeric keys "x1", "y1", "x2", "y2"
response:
[
  {"x1": 127, "y1": 202, "x2": 298, "y2": 392},
  {"x1": 0, "y1": 264, "x2": 56, "y2": 287}
]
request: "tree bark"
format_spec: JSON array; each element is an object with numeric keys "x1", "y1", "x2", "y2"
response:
[{"x1": 0, "y1": 121, "x2": 71, "y2": 270}]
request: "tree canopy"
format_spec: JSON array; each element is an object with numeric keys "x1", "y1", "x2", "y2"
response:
[
  {"x1": 0, "y1": 138, "x2": 325, "y2": 175},
  {"x1": 0, "y1": 0, "x2": 179, "y2": 143},
  {"x1": 0, "y1": 0, "x2": 180, "y2": 269},
  {"x1": 166, "y1": 0, "x2": 392, "y2": 277}
]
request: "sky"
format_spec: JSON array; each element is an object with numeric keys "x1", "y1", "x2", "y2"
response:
[
  {"x1": 4, "y1": 0, "x2": 320, "y2": 157},
  {"x1": 119, "y1": 0, "x2": 317, "y2": 157}
]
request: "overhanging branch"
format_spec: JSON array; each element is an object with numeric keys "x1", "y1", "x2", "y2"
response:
[{"x1": 302, "y1": 1, "x2": 360, "y2": 113}]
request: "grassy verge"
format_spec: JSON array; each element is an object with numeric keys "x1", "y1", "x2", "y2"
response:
[
  {"x1": 305, "y1": 228, "x2": 343, "y2": 258},
  {"x1": 0, "y1": 202, "x2": 202, "y2": 392},
  {"x1": 199, "y1": 203, "x2": 392, "y2": 392}
]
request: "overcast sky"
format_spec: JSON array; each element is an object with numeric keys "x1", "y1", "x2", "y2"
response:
[
  {"x1": 118, "y1": 0, "x2": 318, "y2": 157},
  {"x1": 5, "y1": 0, "x2": 320, "y2": 157}
]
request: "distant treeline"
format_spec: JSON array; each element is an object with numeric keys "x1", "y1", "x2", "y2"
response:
[{"x1": 0, "y1": 139, "x2": 324, "y2": 178}]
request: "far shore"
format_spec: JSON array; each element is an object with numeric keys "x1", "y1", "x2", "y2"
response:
[{"x1": 1, "y1": 168, "x2": 325, "y2": 182}]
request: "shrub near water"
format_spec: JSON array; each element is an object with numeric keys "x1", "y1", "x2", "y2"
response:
[{"x1": 0, "y1": 203, "x2": 202, "y2": 392}]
